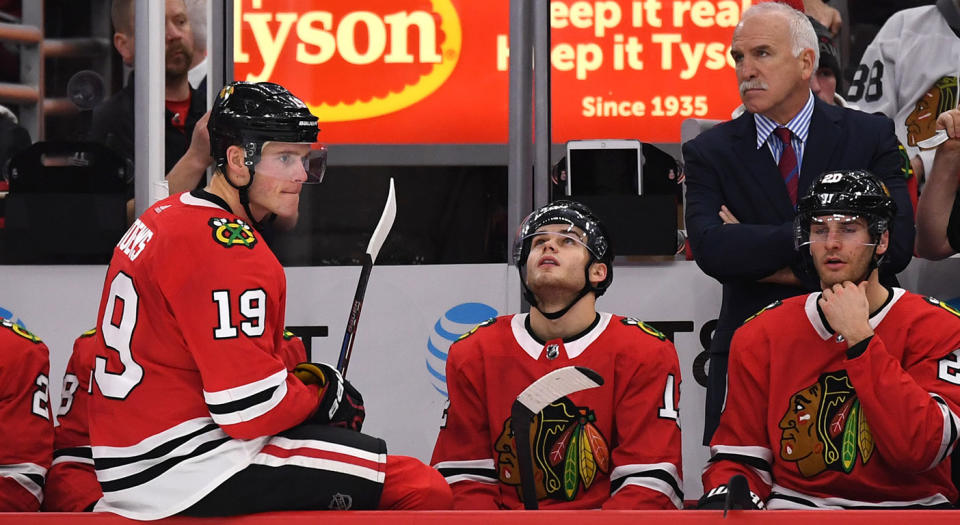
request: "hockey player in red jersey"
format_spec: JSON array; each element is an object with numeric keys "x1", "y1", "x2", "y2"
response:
[
  {"x1": 0, "y1": 319, "x2": 53, "y2": 511},
  {"x1": 43, "y1": 328, "x2": 101, "y2": 512},
  {"x1": 43, "y1": 327, "x2": 309, "y2": 512},
  {"x1": 431, "y1": 200, "x2": 683, "y2": 510},
  {"x1": 87, "y1": 81, "x2": 451, "y2": 520},
  {"x1": 700, "y1": 169, "x2": 960, "y2": 509}
]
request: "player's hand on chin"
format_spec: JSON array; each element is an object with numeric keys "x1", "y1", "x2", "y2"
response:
[{"x1": 818, "y1": 281, "x2": 874, "y2": 348}]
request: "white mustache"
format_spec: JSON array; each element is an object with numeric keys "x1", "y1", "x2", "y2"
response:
[{"x1": 739, "y1": 80, "x2": 768, "y2": 95}]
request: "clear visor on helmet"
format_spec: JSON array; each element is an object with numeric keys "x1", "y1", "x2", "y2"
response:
[
  {"x1": 796, "y1": 214, "x2": 876, "y2": 248},
  {"x1": 515, "y1": 227, "x2": 592, "y2": 261},
  {"x1": 255, "y1": 141, "x2": 327, "y2": 184}
]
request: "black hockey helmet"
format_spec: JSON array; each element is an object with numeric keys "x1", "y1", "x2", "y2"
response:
[
  {"x1": 794, "y1": 169, "x2": 897, "y2": 249},
  {"x1": 208, "y1": 81, "x2": 324, "y2": 181},
  {"x1": 513, "y1": 200, "x2": 613, "y2": 318}
]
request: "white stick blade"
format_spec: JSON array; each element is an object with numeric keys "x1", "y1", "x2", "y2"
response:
[
  {"x1": 366, "y1": 177, "x2": 397, "y2": 262},
  {"x1": 516, "y1": 366, "x2": 603, "y2": 415}
]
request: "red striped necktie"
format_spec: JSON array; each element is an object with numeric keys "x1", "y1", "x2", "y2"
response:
[{"x1": 774, "y1": 127, "x2": 799, "y2": 206}]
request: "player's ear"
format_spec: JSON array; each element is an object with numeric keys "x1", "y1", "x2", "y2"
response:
[
  {"x1": 876, "y1": 230, "x2": 889, "y2": 256},
  {"x1": 225, "y1": 145, "x2": 250, "y2": 186},
  {"x1": 589, "y1": 261, "x2": 607, "y2": 286}
]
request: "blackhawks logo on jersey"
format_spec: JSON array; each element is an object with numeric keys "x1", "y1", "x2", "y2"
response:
[
  {"x1": 621, "y1": 317, "x2": 666, "y2": 341},
  {"x1": 779, "y1": 370, "x2": 874, "y2": 478},
  {"x1": 0, "y1": 318, "x2": 41, "y2": 343},
  {"x1": 496, "y1": 397, "x2": 610, "y2": 502},
  {"x1": 209, "y1": 217, "x2": 257, "y2": 249},
  {"x1": 457, "y1": 318, "x2": 496, "y2": 342},
  {"x1": 924, "y1": 296, "x2": 960, "y2": 319},
  {"x1": 743, "y1": 300, "x2": 783, "y2": 324}
]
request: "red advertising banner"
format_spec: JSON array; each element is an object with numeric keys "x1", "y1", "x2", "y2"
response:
[{"x1": 233, "y1": 0, "x2": 752, "y2": 144}]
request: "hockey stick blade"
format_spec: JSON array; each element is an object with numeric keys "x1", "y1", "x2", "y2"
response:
[
  {"x1": 336, "y1": 178, "x2": 397, "y2": 376},
  {"x1": 515, "y1": 366, "x2": 604, "y2": 416},
  {"x1": 510, "y1": 366, "x2": 604, "y2": 509}
]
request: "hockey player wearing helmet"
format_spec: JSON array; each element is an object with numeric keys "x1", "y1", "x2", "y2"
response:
[
  {"x1": 206, "y1": 81, "x2": 327, "y2": 229},
  {"x1": 87, "y1": 81, "x2": 451, "y2": 520},
  {"x1": 432, "y1": 200, "x2": 683, "y2": 510},
  {"x1": 701, "y1": 169, "x2": 960, "y2": 510}
]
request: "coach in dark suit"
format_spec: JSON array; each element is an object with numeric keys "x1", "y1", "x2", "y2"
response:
[{"x1": 683, "y1": 2, "x2": 915, "y2": 445}]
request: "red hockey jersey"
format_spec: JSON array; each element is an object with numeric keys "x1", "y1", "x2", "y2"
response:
[
  {"x1": 44, "y1": 326, "x2": 310, "y2": 512},
  {"x1": 87, "y1": 192, "x2": 361, "y2": 520},
  {"x1": 43, "y1": 328, "x2": 101, "y2": 512},
  {"x1": 703, "y1": 289, "x2": 960, "y2": 508},
  {"x1": 431, "y1": 313, "x2": 683, "y2": 510},
  {"x1": 0, "y1": 319, "x2": 53, "y2": 511}
]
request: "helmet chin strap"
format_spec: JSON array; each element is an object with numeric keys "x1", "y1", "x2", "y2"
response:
[
  {"x1": 847, "y1": 243, "x2": 881, "y2": 286},
  {"x1": 223, "y1": 147, "x2": 266, "y2": 230},
  {"x1": 525, "y1": 265, "x2": 597, "y2": 321}
]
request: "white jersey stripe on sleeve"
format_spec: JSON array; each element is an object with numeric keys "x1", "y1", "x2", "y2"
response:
[
  {"x1": 609, "y1": 462, "x2": 683, "y2": 508},
  {"x1": 433, "y1": 459, "x2": 498, "y2": 484},
  {"x1": 928, "y1": 394, "x2": 959, "y2": 469},
  {"x1": 0, "y1": 463, "x2": 46, "y2": 503},
  {"x1": 207, "y1": 379, "x2": 288, "y2": 426},
  {"x1": 52, "y1": 445, "x2": 94, "y2": 466},
  {"x1": 707, "y1": 445, "x2": 773, "y2": 486},
  {"x1": 612, "y1": 476, "x2": 683, "y2": 509},
  {"x1": 202, "y1": 368, "x2": 286, "y2": 405}
]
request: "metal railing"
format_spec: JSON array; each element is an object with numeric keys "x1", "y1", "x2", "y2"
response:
[{"x1": 0, "y1": 4, "x2": 111, "y2": 141}]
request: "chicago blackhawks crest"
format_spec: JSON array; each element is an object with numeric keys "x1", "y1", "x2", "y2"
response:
[
  {"x1": 0, "y1": 318, "x2": 41, "y2": 343},
  {"x1": 496, "y1": 397, "x2": 609, "y2": 502},
  {"x1": 779, "y1": 371, "x2": 874, "y2": 477},
  {"x1": 209, "y1": 217, "x2": 257, "y2": 249}
]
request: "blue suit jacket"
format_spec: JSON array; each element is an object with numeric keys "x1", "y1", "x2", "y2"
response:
[{"x1": 683, "y1": 98, "x2": 915, "y2": 441}]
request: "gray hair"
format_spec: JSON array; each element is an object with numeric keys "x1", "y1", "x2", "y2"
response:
[{"x1": 736, "y1": 2, "x2": 819, "y2": 67}]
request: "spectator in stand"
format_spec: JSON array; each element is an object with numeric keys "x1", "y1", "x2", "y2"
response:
[
  {"x1": 89, "y1": 0, "x2": 206, "y2": 180},
  {"x1": 845, "y1": 0, "x2": 937, "y2": 80},
  {"x1": 916, "y1": 108, "x2": 960, "y2": 259},
  {"x1": 846, "y1": 0, "x2": 960, "y2": 196}
]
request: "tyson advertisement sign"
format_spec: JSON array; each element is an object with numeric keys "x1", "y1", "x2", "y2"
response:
[{"x1": 233, "y1": 0, "x2": 752, "y2": 144}]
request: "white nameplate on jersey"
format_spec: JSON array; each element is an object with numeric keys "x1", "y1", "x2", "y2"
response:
[
  {"x1": 116, "y1": 219, "x2": 154, "y2": 262},
  {"x1": 918, "y1": 130, "x2": 948, "y2": 151}
]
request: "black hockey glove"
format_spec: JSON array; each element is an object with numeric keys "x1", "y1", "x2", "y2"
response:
[
  {"x1": 293, "y1": 362, "x2": 365, "y2": 432},
  {"x1": 697, "y1": 475, "x2": 765, "y2": 512}
]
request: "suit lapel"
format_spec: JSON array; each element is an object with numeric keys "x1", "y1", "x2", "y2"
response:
[
  {"x1": 731, "y1": 113, "x2": 791, "y2": 214},
  {"x1": 798, "y1": 99, "x2": 842, "y2": 198}
]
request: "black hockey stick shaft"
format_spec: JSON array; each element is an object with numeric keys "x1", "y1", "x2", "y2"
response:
[
  {"x1": 336, "y1": 178, "x2": 396, "y2": 376},
  {"x1": 511, "y1": 403, "x2": 539, "y2": 510},
  {"x1": 337, "y1": 253, "x2": 372, "y2": 376},
  {"x1": 511, "y1": 366, "x2": 604, "y2": 510}
]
